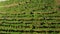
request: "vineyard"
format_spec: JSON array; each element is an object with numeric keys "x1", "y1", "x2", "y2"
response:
[{"x1": 0, "y1": 0, "x2": 60, "y2": 34}]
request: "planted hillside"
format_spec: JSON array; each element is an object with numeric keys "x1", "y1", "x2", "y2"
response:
[{"x1": 0, "y1": 0, "x2": 60, "y2": 34}]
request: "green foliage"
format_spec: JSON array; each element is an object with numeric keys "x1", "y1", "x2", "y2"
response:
[{"x1": 0, "y1": 0, "x2": 59, "y2": 34}]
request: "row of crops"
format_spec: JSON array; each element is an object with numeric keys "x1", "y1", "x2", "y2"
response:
[{"x1": 0, "y1": 0, "x2": 60, "y2": 34}]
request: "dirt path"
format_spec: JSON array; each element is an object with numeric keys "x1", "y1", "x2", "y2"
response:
[
  {"x1": 0, "y1": 0, "x2": 8, "y2": 2},
  {"x1": 54, "y1": 0, "x2": 60, "y2": 11},
  {"x1": 55, "y1": 0, "x2": 60, "y2": 6},
  {"x1": 0, "y1": 3, "x2": 18, "y2": 7},
  {"x1": 0, "y1": 2, "x2": 25, "y2": 8}
]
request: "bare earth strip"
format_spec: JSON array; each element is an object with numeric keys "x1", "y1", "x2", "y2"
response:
[
  {"x1": 55, "y1": 0, "x2": 60, "y2": 5},
  {"x1": 0, "y1": 2, "x2": 25, "y2": 8},
  {"x1": 0, "y1": 0, "x2": 8, "y2": 2},
  {"x1": 55, "y1": 0, "x2": 60, "y2": 12},
  {"x1": 0, "y1": 3, "x2": 18, "y2": 7}
]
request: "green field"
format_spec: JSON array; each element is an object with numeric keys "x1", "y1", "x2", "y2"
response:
[{"x1": 0, "y1": 0, "x2": 60, "y2": 34}]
